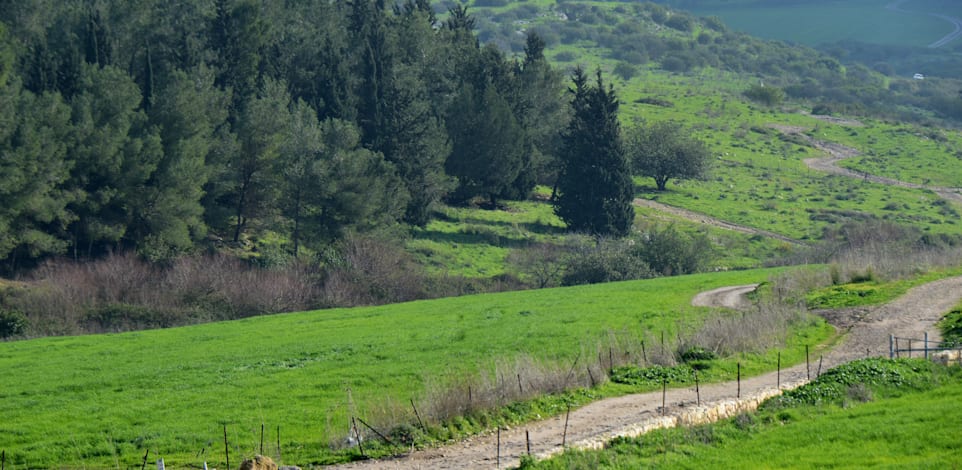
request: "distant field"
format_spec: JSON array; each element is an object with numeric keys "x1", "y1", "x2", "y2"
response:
[
  {"x1": 672, "y1": 0, "x2": 962, "y2": 47},
  {"x1": 0, "y1": 268, "x2": 829, "y2": 468}
]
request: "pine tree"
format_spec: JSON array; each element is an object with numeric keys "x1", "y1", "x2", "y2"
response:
[
  {"x1": 553, "y1": 68, "x2": 634, "y2": 236},
  {"x1": 445, "y1": 83, "x2": 525, "y2": 207}
]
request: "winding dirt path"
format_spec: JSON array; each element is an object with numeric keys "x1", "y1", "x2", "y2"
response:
[
  {"x1": 774, "y1": 126, "x2": 962, "y2": 205},
  {"x1": 632, "y1": 198, "x2": 805, "y2": 246},
  {"x1": 330, "y1": 276, "x2": 962, "y2": 469}
]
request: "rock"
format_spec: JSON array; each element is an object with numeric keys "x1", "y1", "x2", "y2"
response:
[{"x1": 238, "y1": 455, "x2": 277, "y2": 470}]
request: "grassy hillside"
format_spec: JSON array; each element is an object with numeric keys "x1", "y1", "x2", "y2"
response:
[
  {"x1": 0, "y1": 268, "x2": 832, "y2": 468},
  {"x1": 522, "y1": 359, "x2": 962, "y2": 468}
]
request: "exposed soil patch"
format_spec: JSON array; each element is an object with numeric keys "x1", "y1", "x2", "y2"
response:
[{"x1": 330, "y1": 276, "x2": 962, "y2": 469}]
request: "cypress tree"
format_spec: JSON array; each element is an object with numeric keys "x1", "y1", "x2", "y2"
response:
[{"x1": 553, "y1": 68, "x2": 633, "y2": 236}]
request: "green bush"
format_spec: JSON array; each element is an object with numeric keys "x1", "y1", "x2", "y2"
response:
[
  {"x1": 0, "y1": 309, "x2": 28, "y2": 338},
  {"x1": 743, "y1": 84, "x2": 785, "y2": 106}
]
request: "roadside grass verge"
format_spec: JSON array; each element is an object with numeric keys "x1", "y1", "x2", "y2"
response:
[
  {"x1": 0, "y1": 267, "x2": 820, "y2": 468},
  {"x1": 520, "y1": 358, "x2": 962, "y2": 469},
  {"x1": 806, "y1": 266, "x2": 962, "y2": 309}
]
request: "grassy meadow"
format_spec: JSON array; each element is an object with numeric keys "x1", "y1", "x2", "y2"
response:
[{"x1": 0, "y1": 267, "x2": 835, "y2": 468}]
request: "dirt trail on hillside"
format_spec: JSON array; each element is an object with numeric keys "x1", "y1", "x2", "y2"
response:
[
  {"x1": 330, "y1": 276, "x2": 962, "y2": 469},
  {"x1": 632, "y1": 198, "x2": 804, "y2": 245},
  {"x1": 772, "y1": 125, "x2": 962, "y2": 205}
]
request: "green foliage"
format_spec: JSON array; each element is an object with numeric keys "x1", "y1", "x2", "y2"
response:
[
  {"x1": 937, "y1": 304, "x2": 962, "y2": 347},
  {"x1": 743, "y1": 84, "x2": 785, "y2": 106},
  {"x1": 763, "y1": 358, "x2": 941, "y2": 409},
  {"x1": 610, "y1": 364, "x2": 695, "y2": 386},
  {"x1": 626, "y1": 120, "x2": 712, "y2": 191},
  {"x1": 554, "y1": 68, "x2": 634, "y2": 236},
  {"x1": 560, "y1": 238, "x2": 653, "y2": 286},
  {"x1": 446, "y1": 82, "x2": 525, "y2": 205},
  {"x1": 0, "y1": 308, "x2": 27, "y2": 338}
]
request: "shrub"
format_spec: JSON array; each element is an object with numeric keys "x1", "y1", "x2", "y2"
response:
[
  {"x1": 561, "y1": 238, "x2": 653, "y2": 286},
  {"x1": 744, "y1": 84, "x2": 785, "y2": 106},
  {"x1": 0, "y1": 309, "x2": 27, "y2": 339}
]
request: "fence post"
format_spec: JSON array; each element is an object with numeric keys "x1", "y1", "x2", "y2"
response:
[
  {"x1": 694, "y1": 370, "x2": 700, "y2": 406},
  {"x1": 661, "y1": 378, "x2": 667, "y2": 415},
  {"x1": 806, "y1": 345, "x2": 810, "y2": 380},
  {"x1": 889, "y1": 335, "x2": 894, "y2": 359},
  {"x1": 924, "y1": 332, "x2": 929, "y2": 360},
  {"x1": 737, "y1": 362, "x2": 741, "y2": 399},
  {"x1": 497, "y1": 428, "x2": 501, "y2": 470},
  {"x1": 777, "y1": 352, "x2": 781, "y2": 389},
  {"x1": 562, "y1": 403, "x2": 570, "y2": 448},
  {"x1": 141, "y1": 449, "x2": 148, "y2": 470},
  {"x1": 411, "y1": 399, "x2": 425, "y2": 431},
  {"x1": 223, "y1": 424, "x2": 230, "y2": 470},
  {"x1": 526, "y1": 430, "x2": 531, "y2": 455}
]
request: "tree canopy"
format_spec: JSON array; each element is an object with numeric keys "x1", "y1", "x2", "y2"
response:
[
  {"x1": 0, "y1": 0, "x2": 567, "y2": 271},
  {"x1": 626, "y1": 121, "x2": 712, "y2": 191},
  {"x1": 553, "y1": 68, "x2": 634, "y2": 237}
]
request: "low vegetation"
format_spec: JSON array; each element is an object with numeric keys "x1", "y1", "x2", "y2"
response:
[{"x1": 521, "y1": 359, "x2": 962, "y2": 469}]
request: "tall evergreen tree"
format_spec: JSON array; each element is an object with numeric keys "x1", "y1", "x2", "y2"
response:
[
  {"x1": 0, "y1": 76, "x2": 74, "y2": 269},
  {"x1": 137, "y1": 67, "x2": 229, "y2": 259},
  {"x1": 553, "y1": 68, "x2": 634, "y2": 236},
  {"x1": 445, "y1": 83, "x2": 524, "y2": 207},
  {"x1": 224, "y1": 78, "x2": 290, "y2": 243},
  {"x1": 67, "y1": 63, "x2": 163, "y2": 256}
]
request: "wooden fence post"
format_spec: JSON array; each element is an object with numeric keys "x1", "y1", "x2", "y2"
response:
[
  {"x1": 737, "y1": 362, "x2": 741, "y2": 399},
  {"x1": 277, "y1": 425, "x2": 281, "y2": 462},
  {"x1": 924, "y1": 332, "x2": 929, "y2": 359},
  {"x1": 261, "y1": 423, "x2": 265, "y2": 455},
  {"x1": 562, "y1": 403, "x2": 571, "y2": 448},
  {"x1": 641, "y1": 340, "x2": 648, "y2": 364},
  {"x1": 806, "y1": 345, "x2": 810, "y2": 380},
  {"x1": 817, "y1": 356, "x2": 823, "y2": 378},
  {"x1": 661, "y1": 378, "x2": 667, "y2": 415},
  {"x1": 889, "y1": 335, "x2": 894, "y2": 359},
  {"x1": 694, "y1": 370, "x2": 700, "y2": 406},
  {"x1": 223, "y1": 424, "x2": 230, "y2": 470},
  {"x1": 526, "y1": 430, "x2": 531, "y2": 455},
  {"x1": 497, "y1": 428, "x2": 501, "y2": 470},
  {"x1": 777, "y1": 352, "x2": 781, "y2": 389},
  {"x1": 141, "y1": 449, "x2": 148, "y2": 470},
  {"x1": 352, "y1": 417, "x2": 365, "y2": 458},
  {"x1": 411, "y1": 399, "x2": 425, "y2": 431}
]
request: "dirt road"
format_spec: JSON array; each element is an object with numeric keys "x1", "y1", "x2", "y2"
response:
[
  {"x1": 331, "y1": 276, "x2": 962, "y2": 469},
  {"x1": 632, "y1": 198, "x2": 805, "y2": 246},
  {"x1": 772, "y1": 125, "x2": 962, "y2": 205}
]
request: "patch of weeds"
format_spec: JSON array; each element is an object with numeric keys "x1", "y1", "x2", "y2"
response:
[
  {"x1": 610, "y1": 365, "x2": 695, "y2": 387},
  {"x1": 763, "y1": 358, "x2": 939, "y2": 410}
]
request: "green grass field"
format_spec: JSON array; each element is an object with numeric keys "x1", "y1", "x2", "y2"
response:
[
  {"x1": 0, "y1": 267, "x2": 833, "y2": 468},
  {"x1": 523, "y1": 359, "x2": 962, "y2": 469},
  {"x1": 675, "y1": 0, "x2": 962, "y2": 47}
]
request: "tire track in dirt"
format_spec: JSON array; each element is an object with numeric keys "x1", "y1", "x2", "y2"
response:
[
  {"x1": 773, "y1": 125, "x2": 962, "y2": 205},
  {"x1": 330, "y1": 276, "x2": 962, "y2": 469},
  {"x1": 632, "y1": 198, "x2": 805, "y2": 246}
]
